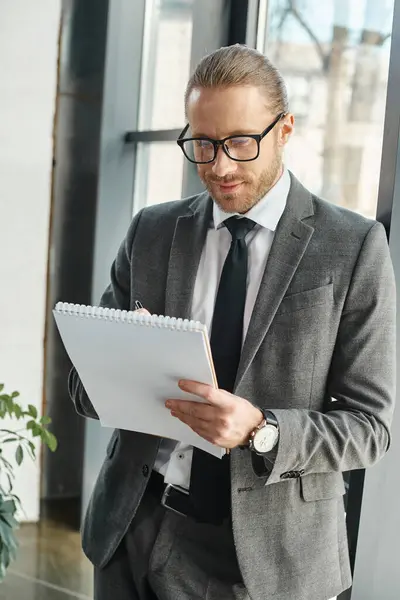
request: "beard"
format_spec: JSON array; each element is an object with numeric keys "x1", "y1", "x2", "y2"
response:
[{"x1": 201, "y1": 151, "x2": 283, "y2": 214}]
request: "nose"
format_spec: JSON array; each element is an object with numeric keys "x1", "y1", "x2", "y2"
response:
[{"x1": 211, "y1": 146, "x2": 238, "y2": 178}]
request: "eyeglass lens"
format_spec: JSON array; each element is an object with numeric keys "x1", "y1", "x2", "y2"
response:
[{"x1": 182, "y1": 136, "x2": 259, "y2": 163}]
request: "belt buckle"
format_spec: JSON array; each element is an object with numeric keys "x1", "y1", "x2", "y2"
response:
[{"x1": 161, "y1": 484, "x2": 189, "y2": 518}]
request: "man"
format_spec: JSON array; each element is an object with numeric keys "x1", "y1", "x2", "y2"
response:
[{"x1": 69, "y1": 45, "x2": 396, "y2": 600}]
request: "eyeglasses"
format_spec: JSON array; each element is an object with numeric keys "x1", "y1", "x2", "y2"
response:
[{"x1": 177, "y1": 113, "x2": 285, "y2": 164}]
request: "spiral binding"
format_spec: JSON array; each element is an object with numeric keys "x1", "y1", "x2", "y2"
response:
[{"x1": 54, "y1": 302, "x2": 206, "y2": 333}]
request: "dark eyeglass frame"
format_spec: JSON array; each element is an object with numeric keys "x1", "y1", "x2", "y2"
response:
[{"x1": 177, "y1": 112, "x2": 286, "y2": 164}]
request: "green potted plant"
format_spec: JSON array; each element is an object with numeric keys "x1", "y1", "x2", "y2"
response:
[{"x1": 0, "y1": 383, "x2": 57, "y2": 580}]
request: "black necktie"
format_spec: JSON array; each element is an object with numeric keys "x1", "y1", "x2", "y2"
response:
[{"x1": 189, "y1": 217, "x2": 256, "y2": 523}]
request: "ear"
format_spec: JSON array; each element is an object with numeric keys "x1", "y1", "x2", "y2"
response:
[{"x1": 279, "y1": 113, "x2": 295, "y2": 146}]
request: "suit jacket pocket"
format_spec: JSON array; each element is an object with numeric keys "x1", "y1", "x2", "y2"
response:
[
  {"x1": 276, "y1": 282, "x2": 333, "y2": 316},
  {"x1": 300, "y1": 472, "x2": 345, "y2": 501},
  {"x1": 106, "y1": 430, "x2": 119, "y2": 459}
]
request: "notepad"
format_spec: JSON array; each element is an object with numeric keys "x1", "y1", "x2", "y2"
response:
[{"x1": 53, "y1": 303, "x2": 224, "y2": 458}]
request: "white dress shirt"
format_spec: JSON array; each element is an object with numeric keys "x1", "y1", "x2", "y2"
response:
[{"x1": 153, "y1": 168, "x2": 291, "y2": 489}]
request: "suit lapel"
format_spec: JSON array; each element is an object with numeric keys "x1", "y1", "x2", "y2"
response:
[
  {"x1": 235, "y1": 174, "x2": 315, "y2": 390},
  {"x1": 165, "y1": 192, "x2": 213, "y2": 319}
]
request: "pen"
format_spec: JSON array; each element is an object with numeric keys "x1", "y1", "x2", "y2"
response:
[{"x1": 134, "y1": 300, "x2": 144, "y2": 310}]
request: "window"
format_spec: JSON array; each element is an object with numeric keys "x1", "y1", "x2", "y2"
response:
[
  {"x1": 133, "y1": 142, "x2": 185, "y2": 208},
  {"x1": 261, "y1": 0, "x2": 394, "y2": 218},
  {"x1": 130, "y1": 0, "x2": 195, "y2": 214},
  {"x1": 138, "y1": 0, "x2": 194, "y2": 130}
]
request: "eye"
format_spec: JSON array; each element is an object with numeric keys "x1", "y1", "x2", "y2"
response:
[
  {"x1": 194, "y1": 139, "x2": 213, "y2": 149},
  {"x1": 229, "y1": 137, "x2": 252, "y2": 146}
]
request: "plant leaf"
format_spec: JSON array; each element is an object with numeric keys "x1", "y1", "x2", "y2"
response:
[
  {"x1": 0, "y1": 454, "x2": 15, "y2": 472},
  {"x1": 40, "y1": 415, "x2": 51, "y2": 425},
  {"x1": 0, "y1": 429, "x2": 20, "y2": 436},
  {"x1": 10, "y1": 494, "x2": 21, "y2": 509},
  {"x1": 0, "y1": 511, "x2": 18, "y2": 526},
  {"x1": 15, "y1": 445, "x2": 23, "y2": 466},
  {"x1": 31, "y1": 425, "x2": 41, "y2": 438},
  {"x1": 28, "y1": 404, "x2": 38, "y2": 419},
  {"x1": 26, "y1": 421, "x2": 41, "y2": 437},
  {"x1": 0, "y1": 559, "x2": 6, "y2": 581},
  {"x1": 43, "y1": 431, "x2": 58, "y2": 452},
  {"x1": 0, "y1": 513, "x2": 19, "y2": 530},
  {"x1": 0, "y1": 500, "x2": 16, "y2": 516},
  {"x1": 0, "y1": 523, "x2": 17, "y2": 556},
  {"x1": 27, "y1": 441, "x2": 36, "y2": 460},
  {"x1": 6, "y1": 475, "x2": 13, "y2": 494},
  {"x1": 13, "y1": 404, "x2": 23, "y2": 420}
]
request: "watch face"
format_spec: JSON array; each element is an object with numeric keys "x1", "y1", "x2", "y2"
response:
[{"x1": 254, "y1": 425, "x2": 278, "y2": 454}]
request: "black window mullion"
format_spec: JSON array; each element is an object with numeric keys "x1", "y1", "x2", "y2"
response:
[{"x1": 228, "y1": 0, "x2": 250, "y2": 45}]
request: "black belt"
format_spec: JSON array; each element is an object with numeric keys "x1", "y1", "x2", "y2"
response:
[{"x1": 147, "y1": 470, "x2": 225, "y2": 525}]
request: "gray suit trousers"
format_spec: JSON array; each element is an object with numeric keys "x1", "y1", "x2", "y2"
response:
[{"x1": 94, "y1": 483, "x2": 250, "y2": 600}]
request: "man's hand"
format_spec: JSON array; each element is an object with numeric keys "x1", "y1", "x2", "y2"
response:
[{"x1": 166, "y1": 380, "x2": 263, "y2": 449}]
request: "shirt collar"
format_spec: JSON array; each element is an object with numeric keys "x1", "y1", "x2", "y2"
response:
[{"x1": 212, "y1": 167, "x2": 290, "y2": 232}]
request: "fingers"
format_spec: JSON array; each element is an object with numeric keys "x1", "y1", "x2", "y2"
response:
[
  {"x1": 171, "y1": 411, "x2": 222, "y2": 446},
  {"x1": 134, "y1": 308, "x2": 151, "y2": 316},
  {"x1": 178, "y1": 380, "x2": 232, "y2": 406},
  {"x1": 166, "y1": 400, "x2": 214, "y2": 422}
]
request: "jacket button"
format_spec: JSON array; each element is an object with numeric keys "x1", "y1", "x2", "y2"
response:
[{"x1": 142, "y1": 464, "x2": 149, "y2": 477}]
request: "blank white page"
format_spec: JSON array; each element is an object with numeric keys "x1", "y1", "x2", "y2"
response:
[{"x1": 53, "y1": 305, "x2": 223, "y2": 458}]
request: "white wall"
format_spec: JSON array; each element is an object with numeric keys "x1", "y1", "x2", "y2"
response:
[{"x1": 0, "y1": 1, "x2": 61, "y2": 521}]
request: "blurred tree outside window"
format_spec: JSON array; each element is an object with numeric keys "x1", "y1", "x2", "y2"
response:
[{"x1": 264, "y1": 0, "x2": 394, "y2": 217}]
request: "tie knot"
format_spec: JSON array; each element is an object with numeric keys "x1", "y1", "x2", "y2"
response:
[{"x1": 224, "y1": 217, "x2": 256, "y2": 241}]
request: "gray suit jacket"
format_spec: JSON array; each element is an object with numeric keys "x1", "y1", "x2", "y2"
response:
[{"x1": 69, "y1": 173, "x2": 396, "y2": 600}]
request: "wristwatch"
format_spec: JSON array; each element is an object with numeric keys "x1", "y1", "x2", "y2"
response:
[{"x1": 248, "y1": 410, "x2": 279, "y2": 455}]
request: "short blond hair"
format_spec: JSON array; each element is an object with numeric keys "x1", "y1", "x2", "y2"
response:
[{"x1": 185, "y1": 44, "x2": 289, "y2": 116}]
